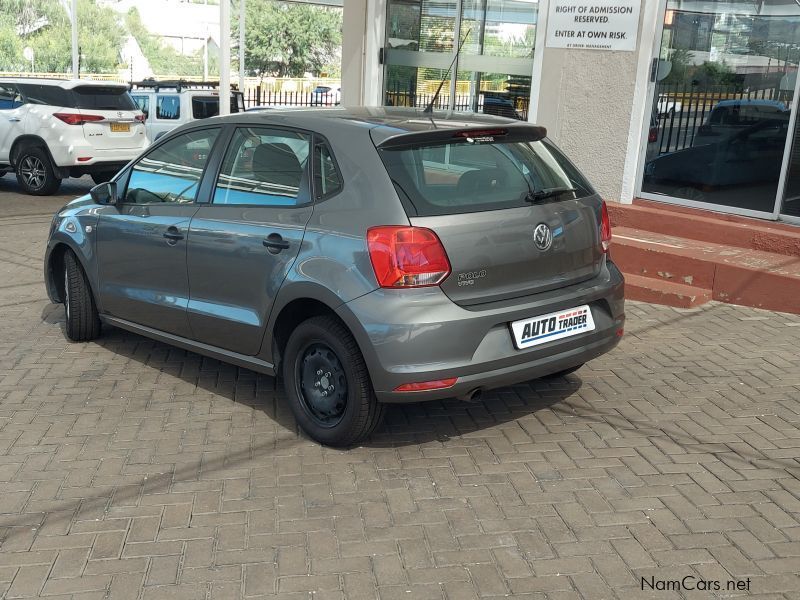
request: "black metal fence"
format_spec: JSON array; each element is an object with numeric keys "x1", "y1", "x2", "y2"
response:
[
  {"x1": 241, "y1": 86, "x2": 530, "y2": 120},
  {"x1": 652, "y1": 83, "x2": 785, "y2": 155},
  {"x1": 243, "y1": 88, "x2": 339, "y2": 108},
  {"x1": 385, "y1": 90, "x2": 530, "y2": 120}
]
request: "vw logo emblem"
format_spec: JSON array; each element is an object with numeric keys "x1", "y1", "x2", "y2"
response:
[{"x1": 533, "y1": 223, "x2": 553, "y2": 251}]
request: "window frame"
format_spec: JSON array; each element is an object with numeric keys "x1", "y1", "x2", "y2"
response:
[
  {"x1": 205, "y1": 124, "x2": 316, "y2": 208},
  {"x1": 0, "y1": 83, "x2": 23, "y2": 110},
  {"x1": 131, "y1": 94, "x2": 150, "y2": 119},
  {"x1": 155, "y1": 94, "x2": 181, "y2": 121},
  {"x1": 120, "y1": 125, "x2": 224, "y2": 206},
  {"x1": 311, "y1": 136, "x2": 344, "y2": 202}
]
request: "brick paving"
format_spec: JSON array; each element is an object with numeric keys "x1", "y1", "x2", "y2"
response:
[{"x1": 0, "y1": 196, "x2": 799, "y2": 599}]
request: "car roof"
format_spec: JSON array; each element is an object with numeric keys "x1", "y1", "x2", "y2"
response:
[
  {"x1": 207, "y1": 106, "x2": 537, "y2": 145},
  {"x1": 0, "y1": 77, "x2": 128, "y2": 90}
]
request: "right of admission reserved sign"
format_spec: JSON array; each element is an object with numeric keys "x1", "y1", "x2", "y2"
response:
[{"x1": 545, "y1": 0, "x2": 641, "y2": 52}]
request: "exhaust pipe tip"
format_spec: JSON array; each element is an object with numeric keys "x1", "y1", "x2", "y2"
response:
[{"x1": 458, "y1": 388, "x2": 483, "y2": 403}]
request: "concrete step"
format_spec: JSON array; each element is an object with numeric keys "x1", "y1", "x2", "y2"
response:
[
  {"x1": 612, "y1": 226, "x2": 800, "y2": 314},
  {"x1": 608, "y1": 199, "x2": 800, "y2": 258},
  {"x1": 623, "y1": 273, "x2": 711, "y2": 309}
]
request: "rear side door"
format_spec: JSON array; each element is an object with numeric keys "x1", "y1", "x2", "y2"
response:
[
  {"x1": 186, "y1": 125, "x2": 315, "y2": 356},
  {"x1": 96, "y1": 127, "x2": 221, "y2": 337},
  {"x1": 0, "y1": 83, "x2": 26, "y2": 163}
]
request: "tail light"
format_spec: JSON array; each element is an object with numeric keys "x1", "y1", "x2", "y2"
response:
[
  {"x1": 367, "y1": 226, "x2": 451, "y2": 288},
  {"x1": 648, "y1": 126, "x2": 658, "y2": 143},
  {"x1": 600, "y1": 201, "x2": 612, "y2": 253},
  {"x1": 53, "y1": 113, "x2": 104, "y2": 126},
  {"x1": 135, "y1": 113, "x2": 146, "y2": 123}
]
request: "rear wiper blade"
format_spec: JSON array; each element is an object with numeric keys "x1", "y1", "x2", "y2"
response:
[{"x1": 525, "y1": 187, "x2": 578, "y2": 203}]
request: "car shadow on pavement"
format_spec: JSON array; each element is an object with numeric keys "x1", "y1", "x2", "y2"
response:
[{"x1": 42, "y1": 303, "x2": 582, "y2": 449}]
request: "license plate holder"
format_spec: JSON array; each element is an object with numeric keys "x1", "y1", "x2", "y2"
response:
[
  {"x1": 510, "y1": 305, "x2": 595, "y2": 350},
  {"x1": 110, "y1": 122, "x2": 130, "y2": 133}
]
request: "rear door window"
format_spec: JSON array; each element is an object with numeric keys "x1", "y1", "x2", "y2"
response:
[
  {"x1": 378, "y1": 136, "x2": 595, "y2": 216},
  {"x1": 17, "y1": 84, "x2": 68, "y2": 107},
  {"x1": 156, "y1": 95, "x2": 180, "y2": 120},
  {"x1": 213, "y1": 127, "x2": 311, "y2": 206},
  {"x1": 72, "y1": 86, "x2": 136, "y2": 110},
  {"x1": 192, "y1": 96, "x2": 219, "y2": 119}
]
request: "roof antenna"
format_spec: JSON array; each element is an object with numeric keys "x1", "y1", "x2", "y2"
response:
[{"x1": 423, "y1": 28, "x2": 471, "y2": 114}]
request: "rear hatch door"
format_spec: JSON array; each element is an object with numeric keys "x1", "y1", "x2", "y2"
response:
[
  {"x1": 73, "y1": 85, "x2": 145, "y2": 150},
  {"x1": 374, "y1": 126, "x2": 604, "y2": 306}
]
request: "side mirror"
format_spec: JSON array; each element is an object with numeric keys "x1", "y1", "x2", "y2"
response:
[{"x1": 90, "y1": 181, "x2": 118, "y2": 205}]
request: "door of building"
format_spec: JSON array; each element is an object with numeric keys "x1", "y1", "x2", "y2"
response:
[{"x1": 382, "y1": 0, "x2": 539, "y2": 120}]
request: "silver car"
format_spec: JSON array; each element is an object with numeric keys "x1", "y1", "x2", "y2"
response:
[{"x1": 44, "y1": 108, "x2": 625, "y2": 446}]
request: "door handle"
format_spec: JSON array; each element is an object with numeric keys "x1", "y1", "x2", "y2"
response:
[
  {"x1": 163, "y1": 226, "x2": 184, "y2": 242},
  {"x1": 263, "y1": 233, "x2": 290, "y2": 253},
  {"x1": 8, "y1": 117, "x2": 20, "y2": 122}
]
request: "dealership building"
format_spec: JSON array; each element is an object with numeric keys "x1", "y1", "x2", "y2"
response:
[{"x1": 340, "y1": 0, "x2": 800, "y2": 224}]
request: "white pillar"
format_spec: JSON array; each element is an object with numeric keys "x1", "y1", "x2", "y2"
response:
[
  {"x1": 341, "y1": 0, "x2": 385, "y2": 106},
  {"x1": 238, "y1": 0, "x2": 245, "y2": 90},
  {"x1": 71, "y1": 0, "x2": 79, "y2": 78},
  {"x1": 219, "y1": 0, "x2": 231, "y2": 116}
]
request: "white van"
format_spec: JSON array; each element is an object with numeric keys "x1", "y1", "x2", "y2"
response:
[{"x1": 129, "y1": 80, "x2": 246, "y2": 142}]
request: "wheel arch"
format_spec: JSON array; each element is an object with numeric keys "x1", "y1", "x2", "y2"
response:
[
  {"x1": 45, "y1": 240, "x2": 100, "y2": 309},
  {"x1": 10, "y1": 135, "x2": 56, "y2": 168},
  {"x1": 263, "y1": 284, "x2": 375, "y2": 378}
]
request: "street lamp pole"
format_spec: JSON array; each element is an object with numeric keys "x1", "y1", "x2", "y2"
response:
[
  {"x1": 220, "y1": 0, "x2": 231, "y2": 116},
  {"x1": 71, "y1": 0, "x2": 79, "y2": 78}
]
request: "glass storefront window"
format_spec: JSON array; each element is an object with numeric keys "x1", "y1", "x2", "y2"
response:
[
  {"x1": 383, "y1": 0, "x2": 538, "y2": 118},
  {"x1": 640, "y1": 1, "x2": 800, "y2": 217}
]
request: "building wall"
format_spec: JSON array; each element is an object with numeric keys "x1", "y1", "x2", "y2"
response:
[{"x1": 532, "y1": 0, "x2": 661, "y2": 203}]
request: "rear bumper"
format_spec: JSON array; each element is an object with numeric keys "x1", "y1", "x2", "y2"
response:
[
  {"x1": 337, "y1": 260, "x2": 625, "y2": 403},
  {"x1": 50, "y1": 142, "x2": 147, "y2": 173}
]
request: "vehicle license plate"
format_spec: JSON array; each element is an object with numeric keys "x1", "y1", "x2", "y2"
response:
[
  {"x1": 510, "y1": 305, "x2": 595, "y2": 350},
  {"x1": 110, "y1": 122, "x2": 130, "y2": 132}
]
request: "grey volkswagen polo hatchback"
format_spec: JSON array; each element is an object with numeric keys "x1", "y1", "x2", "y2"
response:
[{"x1": 44, "y1": 107, "x2": 624, "y2": 446}]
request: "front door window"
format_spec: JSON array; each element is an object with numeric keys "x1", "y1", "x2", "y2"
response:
[{"x1": 640, "y1": 1, "x2": 800, "y2": 216}]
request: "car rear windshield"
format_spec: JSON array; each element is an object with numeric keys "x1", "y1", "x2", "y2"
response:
[
  {"x1": 378, "y1": 136, "x2": 595, "y2": 217},
  {"x1": 71, "y1": 86, "x2": 136, "y2": 110}
]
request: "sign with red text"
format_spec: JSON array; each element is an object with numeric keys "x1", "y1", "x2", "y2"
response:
[{"x1": 546, "y1": 0, "x2": 641, "y2": 51}]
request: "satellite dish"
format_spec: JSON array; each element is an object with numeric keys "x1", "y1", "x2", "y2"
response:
[{"x1": 23, "y1": 47, "x2": 34, "y2": 62}]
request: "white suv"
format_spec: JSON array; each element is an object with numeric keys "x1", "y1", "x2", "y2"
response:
[
  {"x1": 129, "y1": 80, "x2": 246, "y2": 143},
  {"x1": 0, "y1": 78, "x2": 148, "y2": 195}
]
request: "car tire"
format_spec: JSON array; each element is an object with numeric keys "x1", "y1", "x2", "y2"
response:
[
  {"x1": 15, "y1": 146, "x2": 61, "y2": 196},
  {"x1": 63, "y1": 250, "x2": 101, "y2": 342},
  {"x1": 543, "y1": 363, "x2": 584, "y2": 379},
  {"x1": 282, "y1": 315, "x2": 384, "y2": 447}
]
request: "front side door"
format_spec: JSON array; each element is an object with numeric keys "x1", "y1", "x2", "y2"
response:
[
  {"x1": 0, "y1": 83, "x2": 26, "y2": 163},
  {"x1": 186, "y1": 126, "x2": 314, "y2": 356},
  {"x1": 96, "y1": 127, "x2": 221, "y2": 337}
]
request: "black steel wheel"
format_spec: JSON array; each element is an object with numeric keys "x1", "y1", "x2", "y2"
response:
[{"x1": 282, "y1": 315, "x2": 384, "y2": 446}]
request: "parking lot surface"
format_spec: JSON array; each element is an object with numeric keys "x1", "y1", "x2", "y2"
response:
[{"x1": 0, "y1": 189, "x2": 799, "y2": 599}]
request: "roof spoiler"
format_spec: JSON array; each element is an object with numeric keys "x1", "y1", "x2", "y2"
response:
[{"x1": 376, "y1": 124, "x2": 548, "y2": 149}]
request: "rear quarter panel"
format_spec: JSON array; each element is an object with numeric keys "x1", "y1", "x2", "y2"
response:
[{"x1": 258, "y1": 124, "x2": 410, "y2": 363}]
